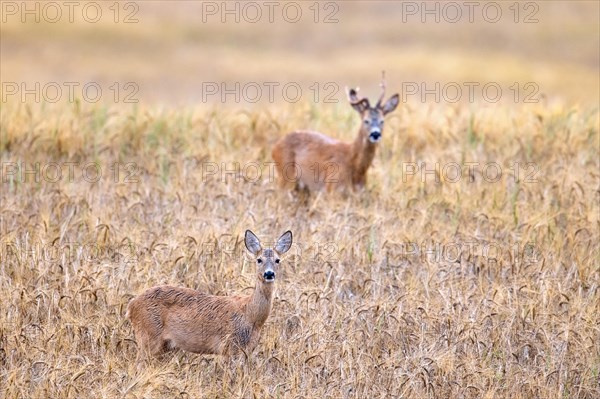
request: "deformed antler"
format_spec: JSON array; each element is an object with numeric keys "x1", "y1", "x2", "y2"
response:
[{"x1": 376, "y1": 70, "x2": 386, "y2": 108}]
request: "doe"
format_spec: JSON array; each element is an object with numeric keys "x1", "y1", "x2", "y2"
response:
[
  {"x1": 272, "y1": 73, "x2": 399, "y2": 192},
  {"x1": 127, "y1": 230, "x2": 293, "y2": 358}
]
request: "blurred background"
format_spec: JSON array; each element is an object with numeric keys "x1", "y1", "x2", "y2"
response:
[{"x1": 1, "y1": 0, "x2": 598, "y2": 106}]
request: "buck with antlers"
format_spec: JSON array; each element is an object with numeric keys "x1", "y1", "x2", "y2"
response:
[
  {"x1": 127, "y1": 230, "x2": 293, "y2": 358},
  {"x1": 272, "y1": 74, "x2": 399, "y2": 192}
]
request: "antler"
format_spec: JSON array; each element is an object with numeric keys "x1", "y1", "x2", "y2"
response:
[{"x1": 376, "y1": 70, "x2": 386, "y2": 108}]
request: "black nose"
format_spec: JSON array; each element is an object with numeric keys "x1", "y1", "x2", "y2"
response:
[
  {"x1": 264, "y1": 271, "x2": 275, "y2": 280},
  {"x1": 369, "y1": 132, "x2": 381, "y2": 140}
]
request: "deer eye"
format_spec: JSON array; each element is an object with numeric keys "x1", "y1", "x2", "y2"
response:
[
  {"x1": 364, "y1": 120, "x2": 370, "y2": 125},
  {"x1": 275, "y1": 259, "x2": 280, "y2": 264},
  {"x1": 257, "y1": 259, "x2": 262, "y2": 264},
  {"x1": 380, "y1": 120, "x2": 384, "y2": 125}
]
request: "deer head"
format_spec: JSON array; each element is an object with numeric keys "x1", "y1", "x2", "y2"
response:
[
  {"x1": 245, "y1": 230, "x2": 293, "y2": 283},
  {"x1": 347, "y1": 72, "x2": 400, "y2": 144}
]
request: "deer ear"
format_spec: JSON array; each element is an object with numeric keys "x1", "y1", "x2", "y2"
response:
[
  {"x1": 381, "y1": 94, "x2": 399, "y2": 115},
  {"x1": 351, "y1": 98, "x2": 369, "y2": 114},
  {"x1": 245, "y1": 230, "x2": 261, "y2": 255},
  {"x1": 348, "y1": 87, "x2": 359, "y2": 103},
  {"x1": 275, "y1": 231, "x2": 292, "y2": 254}
]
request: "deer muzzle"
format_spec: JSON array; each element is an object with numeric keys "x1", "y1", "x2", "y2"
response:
[
  {"x1": 263, "y1": 270, "x2": 275, "y2": 282},
  {"x1": 369, "y1": 130, "x2": 382, "y2": 143}
]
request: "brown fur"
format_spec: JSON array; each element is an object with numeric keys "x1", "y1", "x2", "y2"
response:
[
  {"x1": 127, "y1": 230, "x2": 292, "y2": 358},
  {"x1": 272, "y1": 85, "x2": 399, "y2": 193}
]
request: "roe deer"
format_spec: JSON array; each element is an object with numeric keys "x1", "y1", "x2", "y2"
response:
[
  {"x1": 272, "y1": 73, "x2": 399, "y2": 192},
  {"x1": 127, "y1": 230, "x2": 293, "y2": 358}
]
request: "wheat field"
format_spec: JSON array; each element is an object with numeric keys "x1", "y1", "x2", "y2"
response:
[
  {"x1": 1, "y1": 1, "x2": 600, "y2": 399},
  {"x1": 1, "y1": 100, "x2": 598, "y2": 398}
]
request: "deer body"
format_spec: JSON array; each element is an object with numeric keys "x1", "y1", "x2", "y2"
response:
[
  {"x1": 272, "y1": 77, "x2": 399, "y2": 192},
  {"x1": 272, "y1": 127, "x2": 378, "y2": 192},
  {"x1": 127, "y1": 230, "x2": 292, "y2": 357}
]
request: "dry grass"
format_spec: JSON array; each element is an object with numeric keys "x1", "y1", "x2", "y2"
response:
[
  {"x1": 0, "y1": 100, "x2": 598, "y2": 398},
  {"x1": 1, "y1": 1, "x2": 599, "y2": 398},
  {"x1": 1, "y1": 1, "x2": 599, "y2": 104}
]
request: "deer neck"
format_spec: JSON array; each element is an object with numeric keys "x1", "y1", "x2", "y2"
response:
[
  {"x1": 245, "y1": 280, "x2": 274, "y2": 328},
  {"x1": 351, "y1": 127, "x2": 377, "y2": 181}
]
